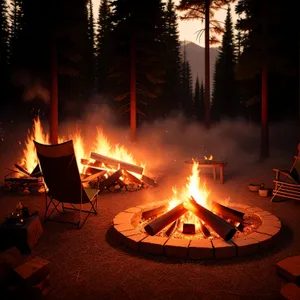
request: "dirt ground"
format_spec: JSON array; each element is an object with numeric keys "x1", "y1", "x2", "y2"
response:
[{"x1": 1, "y1": 159, "x2": 300, "y2": 300}]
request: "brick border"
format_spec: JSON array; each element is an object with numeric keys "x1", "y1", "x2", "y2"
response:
[{"x1": 111, "y1": 200, "x2": 282, "y2": 260}]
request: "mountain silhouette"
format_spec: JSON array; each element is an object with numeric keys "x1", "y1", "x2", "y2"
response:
[{"x1": 181, "y1": 41, "x2": 219, "y2": 90}]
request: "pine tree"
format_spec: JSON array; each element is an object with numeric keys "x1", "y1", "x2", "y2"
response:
[
  {"x1": 0, "y1": 0, "x2": 9, "y2": 110},
  {"x1": 87, "y1": 0, "x2": 96, "y2": 88},
  {"x1": 13, "y1": 0, "x2": 93, "y2": 142},
  {"x1": 96, "y1": 0, "x2": 111, "y2": 94},
  {"x1": 236, "y1": 0, "x2": 298, "y2": 159},
  {"x1": 9, "y1": 0, "x2": 24, "y2": 66},
  {"x1": 0, "y1": 0, "x2": 9, "y2": 68},
  {"x1": 193, "y1": 75, "x2": 200, "y2": 119},
  {"x1": 211, "y1": 7, "x2": 239, "y2": 120},
  {"x1": 181, "y1": 46, "x2": 193, "y2": 117},
  {"x1": 193, "y1": 75, "x2": 205, "y2": 121},
  {"x1": 199, "y1": 80, "x2": 205, "y2": 120},
  {"x1": 177, "y1": 0, "x2": 235, "y2": 128},
  {"x1": 162, "y1": 0, "x2": 182, "y2": 116},
  {"x1": 109, "y1": 0, "x2": 166, "y2": 139}
]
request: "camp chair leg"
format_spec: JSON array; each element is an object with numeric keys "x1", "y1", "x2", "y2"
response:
[{"x1": 44, "y1": 195, "x2": 65, "y2": 223}]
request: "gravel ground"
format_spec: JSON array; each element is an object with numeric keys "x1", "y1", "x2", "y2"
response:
[{"x1": 1, "y1": 160, "x2": 300, "y2": 300}]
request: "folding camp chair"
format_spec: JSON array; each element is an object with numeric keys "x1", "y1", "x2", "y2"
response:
[
  {"x1": 271, "y1": 143, "x2": 300, "y2": 202},
  {"x1": 34, "y1": 140, "x2": 99, "y2": 228}
]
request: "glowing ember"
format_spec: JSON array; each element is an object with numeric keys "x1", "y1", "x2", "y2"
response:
[{"x1": 168, "y1": 160, "x2": 211, "y2": 232}]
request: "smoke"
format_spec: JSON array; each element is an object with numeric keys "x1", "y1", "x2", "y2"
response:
[
  {"x1": 11, "y1": 70, "x2": 50, "y2": 103},
  {"x1": 0, "y1": 97, "x2": 298, "y2": 192}
]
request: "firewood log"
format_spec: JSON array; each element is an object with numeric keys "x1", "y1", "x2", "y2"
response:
[
  {"x1": 184, "y1": 197, "x2": 236, "y2": 241},
  {"x1": 90, "y1": 152, "x2": 143, "y2": 175},
  {"x1": 211, "y1": 201, "x2": 244, "y2": 223},
  {"x1": 99, "y1": 169, "x2": 123, "y2": 190},
  {"x1": 142, "y1": 204, "x2": 169, "y2": 219},
  {"x1": 144, "y1": 203, "x2": 187, "y2": 236}
]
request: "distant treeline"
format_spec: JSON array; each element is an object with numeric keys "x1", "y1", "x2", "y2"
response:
[{"x1": 0, "y1": 0, "x2": 298, "y2": 125}]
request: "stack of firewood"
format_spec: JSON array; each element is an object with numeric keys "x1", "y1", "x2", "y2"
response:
[{"x1": 80, "y1": 152, "x2": 157, "y2": 193}]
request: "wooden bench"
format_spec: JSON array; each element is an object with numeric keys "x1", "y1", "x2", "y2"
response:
[{"x1": 185, "y1": 159, "x2": 227, "y2": 184}]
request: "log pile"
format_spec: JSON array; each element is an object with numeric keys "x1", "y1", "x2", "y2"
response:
[
  {"x1": 80, "y1": 152, "x2": 157, "y2": 193},
  {"x1": 2, "y1": 164, "x2": 43, "y2": 195},
  {"x1": 142, "y1": 197, "x2": 246, "y2": 241}
]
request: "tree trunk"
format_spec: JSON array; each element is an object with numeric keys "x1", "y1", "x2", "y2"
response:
[
  {"x1": 260, "y1": 64, "x2": 269, "y2": 160},
  {"x1": 204, "y1": 0, "x2": 211, "y2": 129},
  {"x1": 130, "y1": 37, "x2": 137, "y2": 141},
  {"x1": 50, "y1": 38, "x2": 58, "y2": 144}
]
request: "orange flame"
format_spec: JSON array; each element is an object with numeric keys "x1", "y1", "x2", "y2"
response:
[
  {"x1": 168, "y1": 160, "x2": 211, "y2": 232},
  {"x1": 72, "y1": 130, "x2": 86, "y2": 174},
  {"x1": 204, "y1": 154, "x2": 213, "y2": 160},
  {"x1": 21, "y1": 117, "x2": 49, "y2": 173}
]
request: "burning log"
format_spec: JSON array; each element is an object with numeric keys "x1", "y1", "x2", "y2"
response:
[
  {"x1": 183, "y1": 223, "x2": 195, "y2": 234},
  {"x1": 165, "y1": 220, "x2": 177, "y2": 237},
  {"x1": 211, "y1": 201, "x2": 244, "y2": 223},
  {"x1": 141, "y1": 175, "x2": 158, "y2": 186},
  {"x1": 99, "y1": 169, "x2": 123, "y2": 190},
  {"x1": 15, "y1": 164, "x2": 31, "y2": 177},
  {"x1": 80, "y1": 159, "x2": 104, "y2": 171},
  {"x1": 90, "y1": 152, "x2": 144, "y2": 175},
  {"x1": 200, "y1": 222, "x2": 211, "y2": 238},
  {"x1": 183, "y1": 197, "x2": 236, "y2": 241},
  {"x1": 122, "y1": 170, "x2": 141, "y2": 184},
  {"x1": 142, "y1": 204, "x2": 169, "y2": 219},
  {"x1": 144, "y1": 203, "x2": 188, "y2": 236},
  {"x1": 82, "y1": 170, "x2": 107, "y2": 183}
]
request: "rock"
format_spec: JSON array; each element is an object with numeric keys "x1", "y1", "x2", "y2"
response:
[
  {"x1": 280, "y1": 283, "x2": 300, "y2": 300},
  {"x1": 276, "y1": 256, "x2": 300, "y2": 284}
]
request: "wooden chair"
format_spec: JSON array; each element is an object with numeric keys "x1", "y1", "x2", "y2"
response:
[
  {"x1": 271, "y1": 143, "x2": 300, "y2": 202},
  {"x1": 34, "y1": 140, "x2": 99, "y2": 228}
]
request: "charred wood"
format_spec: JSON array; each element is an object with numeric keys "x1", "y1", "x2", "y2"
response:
[
  {"x1": 184, "y1": 197, "x2": 236, "y2": 241},
  {"x1": 182, "y1": 223, "x2": 195, "y2": 234},
  {"x1": 165, "y1": 220, "x2": 177, "y2": 237},
  {"x1": 99, "y1": 169, "x2": 123, "y2": 190},
  {"x1": 211, "y1": 201, "x2": 244, "y2": 223},
  {"x1": 144, "y1": 203, "x2": 187, "y2": 236},
  {"x1": 142, "y1": 204, "x2": 169, "y2": 219},
  {"x1": 141, "y1": 175, "x2": 158, "y2": 186},
  {"x1": 90, "y1": 152, "x2": 143, "y2": 175}
]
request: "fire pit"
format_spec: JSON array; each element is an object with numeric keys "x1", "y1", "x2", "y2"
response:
[{"x1": 111, "y1": 162, "x2": 282, "y2": 259}]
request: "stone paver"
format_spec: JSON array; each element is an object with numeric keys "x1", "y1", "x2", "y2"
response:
[
  {"x1": 124, "y1": 233, "x2": 148, "y2": 251},
  {"x1": 113, "y1": 212, "x2": 134, "y2": 225},
  {"x1": 247, "y1": 232, "x2": 272, "y2": 249},
  {"x1": 246, "y1": 206, "x2": 264, "y2": 213},
  {"x1": 188, "y1": 239, "x2": 214, "y2": 260},
  {"x1": 211, "y1": 239, "x2": 236, "y2": 259},
  {"x1": 114, "y1": 224, "x2": 134, "y2": 232},
  {"x1": 276, "y1": 256, "x2": 300, "y2": 284},
  {"x1": 231, "y1": 236, "x2": 259, "y2": 257},
  {"x1": 113, "y1": 201, "x2": 282, "y2": 260},
  {"x1": 256, "y1": 210, "x2": 272, "y2": 217},
  {"x1": 124, "y1": 207, "x2": 142, "y2": 214},
  {"x1": 164, "y1": 239, "x2": 190, "y2": 258},
  {"x1": 280, "y1": 283, "x2": 300, "y2": 300},
  {"x1": 140, "y1": 236, "x2": 168, "y2": 255},
  {"x1": 256, "y1": 225, "x2": 281, "y2": 237}
]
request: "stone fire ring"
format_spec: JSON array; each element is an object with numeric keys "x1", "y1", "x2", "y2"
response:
[{"x1": 111, "y1": 200, "x2": 282, "y2": 260}]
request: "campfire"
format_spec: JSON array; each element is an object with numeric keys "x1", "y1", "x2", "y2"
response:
[
  {"x1": 139, "y1": 162, "x2": 260, "y2": 242},
  {"x1": 4, "y1": 117, "x2": 156, "y2": 194}
]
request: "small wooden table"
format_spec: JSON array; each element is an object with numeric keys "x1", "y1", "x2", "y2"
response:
[{"x1": 185, "y1": 159, "x2": 227, "y2": 184}]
